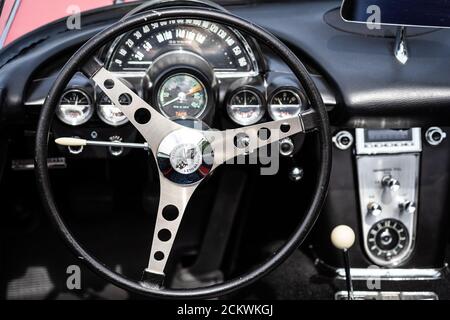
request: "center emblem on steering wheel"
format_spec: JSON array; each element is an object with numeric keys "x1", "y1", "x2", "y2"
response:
[
  {"x1": 169, "y1": 143, "x2": 202, "y2": 175},
  {"x1": 157, "y1": 129, "x2": 214, "y2": 185}
]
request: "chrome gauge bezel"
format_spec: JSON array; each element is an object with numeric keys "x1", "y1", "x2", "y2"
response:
[
  {"x1": 268, "y1": 88, "x2": 306, "y2": 121},
  {"x1": 226, "y1": 88, "x2": 265, "y2": 126},
  {"x1": 56, "y1": 89, "x2": 94, "y2": 126},
  {"x1": 104, "y1": 19, "x2": 259, "y2": 79},
  {"x1": 156, "y1": 72, "x2": 209, "y2": 120},
  {"x1": 96, "y1": 93, "x2": 130, "y2": 127}
]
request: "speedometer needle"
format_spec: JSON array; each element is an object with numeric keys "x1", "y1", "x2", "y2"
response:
[
  {"x1": 161, "y1": 85, "x2": 203, "y2": 107},
  {"x1": 162, "y1": 96, "x2": 181, "y2": 107}
]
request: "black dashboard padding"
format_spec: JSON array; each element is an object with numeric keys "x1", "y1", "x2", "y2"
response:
[
  {"x1": 231, "y1": 1, "x2": 450, "y2": 126},
  {"x1": 3, "y1": 1, "x2": 450, "y2": 126},
  {"x1": 0, "y1": 3, "x2": 140, "y2": 122},
  {"x1": 35, "y1": 7, "x2": 332, "y2": 299}
]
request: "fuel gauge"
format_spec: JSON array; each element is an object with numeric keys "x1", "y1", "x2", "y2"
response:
[
  {"x1": 269, "y1": 89, "x2": 305, "y2": 120},
  {"x1": 227, "y1": 89, "x2": 264, "y2": 126}
]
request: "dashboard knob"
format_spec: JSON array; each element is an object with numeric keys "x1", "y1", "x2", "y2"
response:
[
  {"x1": 333, "y1": 131, "x2": 354, "y2": 150},
  {"x1": 425, "y1": 127, "x2": 447, "y2": 146},
  {"x1": 401, "y1": 201, "x2": 417, "y2": 214},
  {"x1": 289, "y1": 166, "x2": 304, "y2": 182},
  {"x1": 382, "y1": 175, "x2": 400, "y2": 192},
  {"x1": 279, "y1": 137, "x2": 295, "y2": 157},
  {"x1": 367, "y1": 202, "x2": 382, "y2": 216}
]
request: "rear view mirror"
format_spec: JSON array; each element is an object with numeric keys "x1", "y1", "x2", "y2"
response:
[{"x1": 341, "y1": 0, "x2": 450, "y2": 29}]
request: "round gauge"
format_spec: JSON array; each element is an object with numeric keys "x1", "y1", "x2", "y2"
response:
[
  {"x1": 268, "y1": 89, "x2": 305, "y2": 120},
  {"x1": 157, "y1": 73, "x2": 208, "y2": 119},
  {"x1": 227, "y1": 89, "x2": 264, "y2": 126},
  {"x1": 367, "y1": 219, "x2": 409, "y2": 263},
  {"x1": 57, "y1": 89, "x2": 93, "y2": 126},
  {"x1": 97, "y1": 94, "x2": 130, "y2": 126}
]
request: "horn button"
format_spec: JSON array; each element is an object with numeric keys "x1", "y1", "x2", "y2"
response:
[{"x1": 157, "y1": 128, "x2": 214, "y2": 185}]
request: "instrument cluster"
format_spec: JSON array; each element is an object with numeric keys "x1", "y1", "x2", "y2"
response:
[
  {"x1": 56, "y1": 87, "x2": 130, "y2": 127},
  {"x1": 52, "y1": 18, "x2": 309, "y2": 157},
  {"x1": 54, "y1": 76, "x2": 308, "y2": 129},
  {"x1": 226, "y1": 86, "x2": 308, "y2": 126}
]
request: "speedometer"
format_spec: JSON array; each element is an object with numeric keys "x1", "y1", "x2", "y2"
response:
[{"x1": 106, "y1": 19, "x2": 257, "y2": 76}]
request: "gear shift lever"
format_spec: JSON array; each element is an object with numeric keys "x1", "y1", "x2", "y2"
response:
[{"x1": 331, "y1": 225, "x2": 356, "y2": 300}]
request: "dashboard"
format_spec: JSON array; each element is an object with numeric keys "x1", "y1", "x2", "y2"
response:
[
  {"x1": 2, "y1": 0, "x2": 450, "y2": 300},
  {"x1": 23, "y1": 16, "x2": 323, "y2": 158}
]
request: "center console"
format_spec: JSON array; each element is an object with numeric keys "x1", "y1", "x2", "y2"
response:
[
  {"x1": 313, "y1": 126, "x2": 450, "y2": 277},
  {"x1": 355, "y1": 128, "x2": 421, "y2": 266}
]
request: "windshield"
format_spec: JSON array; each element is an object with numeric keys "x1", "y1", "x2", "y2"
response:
[
  {"x1": 0, "y1": 0, "x2": 138, "y2": 48},
  {"x1": 0, "y1": 0, "x2": 283, "y2": 49}
]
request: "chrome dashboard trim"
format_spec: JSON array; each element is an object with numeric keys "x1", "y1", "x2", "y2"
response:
[
  {"x1": 11, "y1": 157, "x2": 67, "y2": 171},
  {"x1": 335, "y1": 266, "x2": 447, "y2": 281},
  {"x1": 103, "y1": 20, "x2": 260, "y2": 79},
  {"x1": 355, "y1": 128, "x2": 422, "y2": 155},
  {"x1": 24, "y1": 73, "x2": 338, "y2": 108},
  {"x1": 335, "y1": 291, "x2": 438, "y2": 300}
]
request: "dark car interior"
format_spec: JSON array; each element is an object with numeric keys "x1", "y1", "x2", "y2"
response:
[{"x1": 1, "y1": 0, "x2": 450, "y2": 300}]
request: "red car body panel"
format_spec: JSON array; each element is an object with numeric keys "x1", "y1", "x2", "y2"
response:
[{"x1": 0, "y1": 0, "x2": 137, "y2": 47}]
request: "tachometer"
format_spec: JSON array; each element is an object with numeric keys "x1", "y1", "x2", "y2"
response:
[
  {"x1": 157, "y1": 73, "x2": 208, "y2": 118},
  {"x1": 106, "y1": 19, "x2": 257, "y2": 76}
]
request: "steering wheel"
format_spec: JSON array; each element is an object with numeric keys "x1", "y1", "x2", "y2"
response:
[{"x1": 35, "y1": 7, "x2": 331, "y2": 299}]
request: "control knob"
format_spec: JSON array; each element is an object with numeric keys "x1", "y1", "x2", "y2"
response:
[
  {"x1": 400, "y1": 201, "x2": 417, "y2": 214},
  {"x1": 425, "y1": 127, "x2": 446, "y2": 146},
  {"x1": 382, "y1": 175, "x2": 400, "y2": 192},
  {"x1": 367, "y1": 202, "x2": 382, "y2": 216}
]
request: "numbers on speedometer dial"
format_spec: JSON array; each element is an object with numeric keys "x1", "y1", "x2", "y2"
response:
[
  {"x1": 227, "y1": 89, "x2": 264, "y2": 126},
  {"x1": 157, "y1": 73, "x2": 208, "y2": 118},
  {"x1": 107, "y1": 19, "x2": 257, "y2": 75}
]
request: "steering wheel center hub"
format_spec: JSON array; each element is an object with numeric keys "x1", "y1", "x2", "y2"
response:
[
  {"x1": 157, "y1": 128, "x2": 214, "y2": 185},
  {"x1": 169, "y1": 143, "x2": 203, "y2": 174}
]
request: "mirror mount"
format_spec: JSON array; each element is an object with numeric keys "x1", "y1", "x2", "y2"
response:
[{"x1": 394, "y1": 26, "x2": 408, "y2": 64}]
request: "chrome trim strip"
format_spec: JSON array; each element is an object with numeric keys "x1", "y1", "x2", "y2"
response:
[
  {"x1": 0, "y1": 0, "x2": 21, "y2": 49},
  {"x1": 11, "y1": 157, "x2": 67, "y2": 171},
  {"x1": 335, "y1": 291, "x2": 438, "y2": 300},
  {"x1": 24, "y1": 98, "x2": 46, "y2": 106},
  {"x1": 335, "y1": 266, "x2": 447, "y2": 281},
  {"x1": 25, "y1": 73, "x2": 337, "y2": 108}
]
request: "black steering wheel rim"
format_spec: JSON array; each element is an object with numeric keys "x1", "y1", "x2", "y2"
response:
[{"x1": 35, "y1": 7, "x2": 332, "y2": 299}]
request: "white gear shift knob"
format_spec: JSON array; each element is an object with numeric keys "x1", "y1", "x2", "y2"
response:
[{"x1": 331, "y1": 225, "x2": 355, "y2": 250}]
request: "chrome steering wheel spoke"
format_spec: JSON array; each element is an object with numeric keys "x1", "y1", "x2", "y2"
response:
[
  {"x1": 83, "y1": 60, "x2": 320, "y2": 288},
  {"x1": 35, "y1": 8, "x2": 331, "y2": 298},
  {"x1": 87, "y1": 65, "x2": 214, "y2": 285},
  {"x1": 143, "y1": 175, "x2": 199, "y2": 283},
  {"x1": 90, "y1": 66, "x2": 183, "y2": 153},
  {"x1": 205, "y1": 109, "x2": 318, "y2": 169}
]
